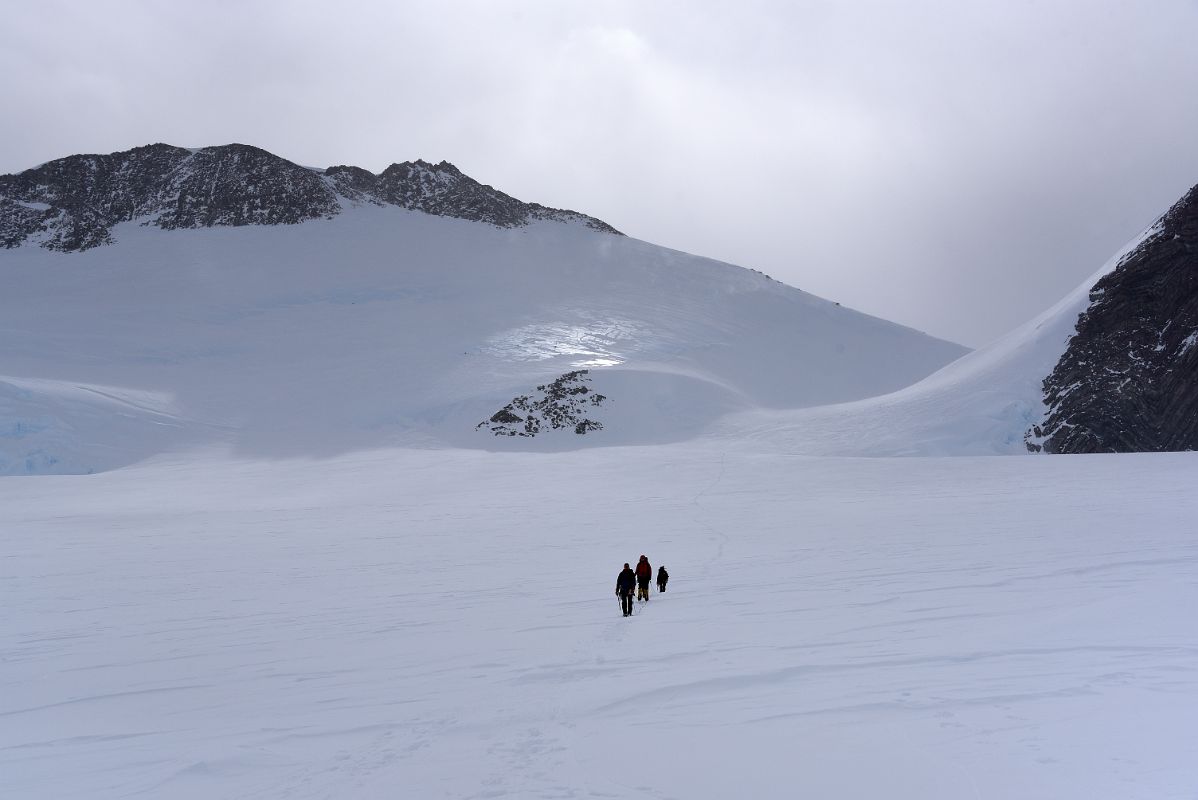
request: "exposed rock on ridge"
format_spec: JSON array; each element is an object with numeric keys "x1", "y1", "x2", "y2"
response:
[
  {"x1": 477, "y1": 371, "x2": 606, "y2": 437},
  {"x1": 0, "y1": 143, "x2": 620, "y2": 251},
  {"x1": 1030, "y1": 183, "x2": 1198, "y2": 453}
]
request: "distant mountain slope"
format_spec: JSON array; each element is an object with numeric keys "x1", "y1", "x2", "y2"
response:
[
  {"x1": 0, "y1": 143, "x2": 618, "y2": 252},
  {"x1": 0, "y1": 146, "x2": 966, "y2": 473},
  {"x1": 723, "y1": 182, "x2": 1198, "y2": 456}
]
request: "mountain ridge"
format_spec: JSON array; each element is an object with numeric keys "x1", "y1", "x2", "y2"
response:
[{"x1": 0, "y1": 143, "x2": 620, "y2": 252}]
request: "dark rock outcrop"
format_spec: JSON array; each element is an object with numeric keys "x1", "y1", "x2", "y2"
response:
[
  {"x1": 477, "y1": 370, "x2": 607, "y2": 437},
  {"x1": 0, "y1": 144, "x2": 620, "y2": 252},
  {"x1": 1030, "y1": 183, "x2": 1198, "y2": 453},
  {"x1": 155, "y1": 145, "x2": 341, "y2": 231},
  {"x1": 0, "y1": 143, "x2": 193, "y2": 250}
]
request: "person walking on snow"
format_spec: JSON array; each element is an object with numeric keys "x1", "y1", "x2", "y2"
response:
[
  {"x1": 656, "y1": 565, "x2": 669, "y2": 593},
  {"x1": 616, "y1": 563, "x2": 637, "y2": 617},
  {"x1": 635, "y1": 555, "x2": 652, "y2": 602}
]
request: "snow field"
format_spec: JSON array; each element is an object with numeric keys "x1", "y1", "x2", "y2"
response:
[
  {"x1": 0, "y1": 208, "x2": 965, "y2": 474},
  {"x1": 3, "y1": 446, "x2": 1196, "y2": 798}
]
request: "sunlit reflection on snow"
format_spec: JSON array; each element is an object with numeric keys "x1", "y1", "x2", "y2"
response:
[{"x1": 483, "y1": 316, "x2": 644, "y2": 367}]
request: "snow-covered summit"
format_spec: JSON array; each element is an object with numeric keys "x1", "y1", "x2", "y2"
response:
[
  {"x1": 0, "y1": 143, "x2": 619, "y2": 252},
  {"x1": 0, "y1": 185, "x2": 965, "y2": 473}
]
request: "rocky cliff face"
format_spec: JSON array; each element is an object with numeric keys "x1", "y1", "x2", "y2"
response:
[
  {"x1": 0, "y1": 144, "x2": 620, "y2": 252},
  {"x1": 1030, "y1": 184, "x2": 1198, "y2": 453}
]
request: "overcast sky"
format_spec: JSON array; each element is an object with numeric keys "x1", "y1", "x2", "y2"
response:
[{"x1": 3, "y1": 0, "x2": 1197, "y2": 346}]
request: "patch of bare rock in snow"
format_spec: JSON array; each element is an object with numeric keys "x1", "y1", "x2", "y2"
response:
[{"x1": 477, "y1": 370, "x2": 606, "y2": 437}]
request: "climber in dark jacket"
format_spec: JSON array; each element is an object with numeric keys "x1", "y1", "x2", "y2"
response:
[
  {"x1": 615, "y1": 563, "x2": 637, "y2": 617},
  {"x1": 656, "y1": 565, "x2": 669, "y2": 593},
  {"x1": 635, "y1": 555, "x2": 652, "y2": 601}
]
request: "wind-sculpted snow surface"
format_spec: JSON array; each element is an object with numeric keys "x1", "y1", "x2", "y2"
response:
[
  {"x1": 0, "y1": 205, "x2": 965, "y2": 472},
  {"x1": 2, "y1": 447, "x2": 1196, "y2": 798}
]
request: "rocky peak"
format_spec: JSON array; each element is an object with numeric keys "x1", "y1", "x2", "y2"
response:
[
  {"x1": 376, "y1": 158, "x2": 543, "y2": 229},
  {"x1": 1029, "y1": 182, "x2": 1198, "y2": 453},
  {"x1": 0, "y1": 143, "x2": 192, "y2": 250},
  {"x1": 0, "y1": 143, "x2": 620, "y2": 252},
  {"x1": 154, "y1": 144, "x2": 340, "y2": 231}
]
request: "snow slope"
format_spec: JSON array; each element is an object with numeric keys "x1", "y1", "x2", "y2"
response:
[
  {"x1": 0, "y1": 206, "x2": 964, "y2": 473},
  {"x1": 3, "y1": 445, "x2": 1195, "y2": 799},
  {"x1": 716, "y1": 222, "x2": 1164, "y2": 456}
]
